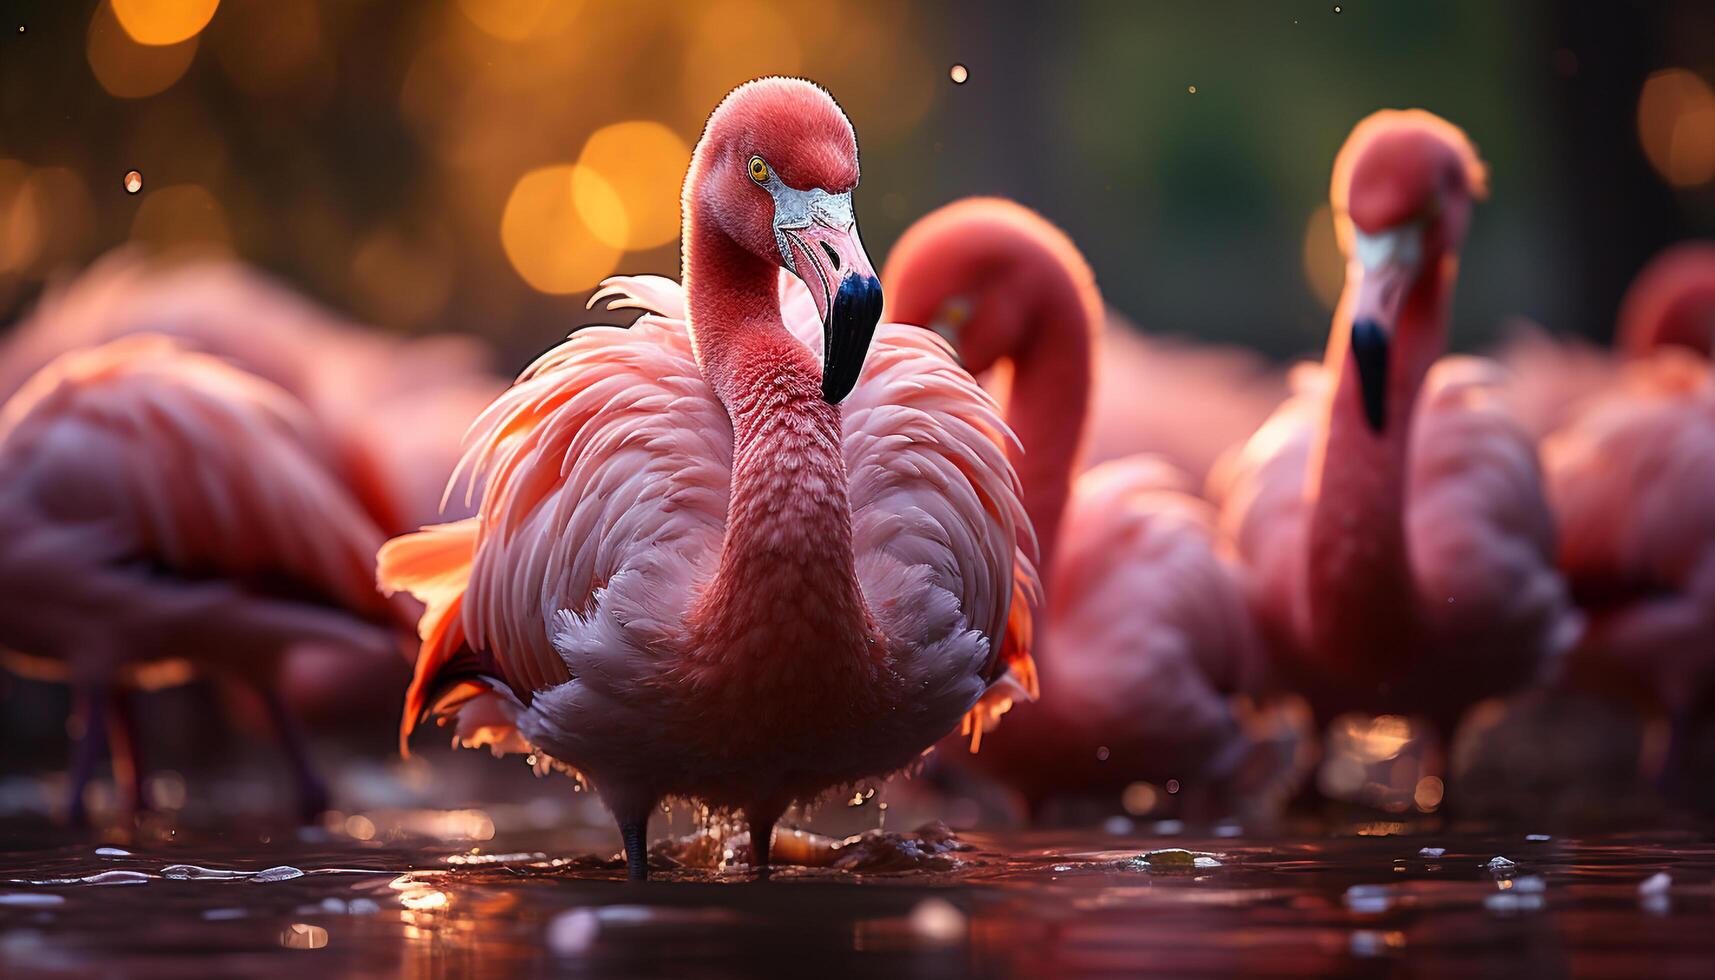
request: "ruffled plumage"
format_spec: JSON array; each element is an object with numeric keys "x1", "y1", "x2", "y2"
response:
[{"x1": 381, "y1": 272, "x2": 1036, "y2": 807}]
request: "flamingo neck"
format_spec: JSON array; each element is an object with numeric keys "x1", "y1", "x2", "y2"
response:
[
  {"x1": 684, "y1": 206, "x2": 876, "y2": 667},
  {"x1": 1304, "y1": 253, "x2": 1452, "y2": 668},
  {"x1": 994, "y1": 272, "x2": 1096, "y2": 588}
]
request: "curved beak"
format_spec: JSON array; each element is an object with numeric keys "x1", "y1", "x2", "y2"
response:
[
  {"x1": 1348, "y1": 258, "x2": 1411, "y2": 434},
  {"x1": 781, "y1": 218, "x2": 882, "y2": 403}
]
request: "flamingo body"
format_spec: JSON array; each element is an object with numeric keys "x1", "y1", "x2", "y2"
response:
[
  {"x1": 0, "y1": 252, "x2": 504, "y2": 532},
  {"x1": 1213, "y1": 112, "x2": 1578, "y2": 731},
  {"x1": 381, "y1": 80, "x2": 1034, "y2": 876},
  {"x1": 0, "y1": 336, "x2": 406, "y2": 817},
  {"x1": 883, "y1": 198, "x2": 1259, "y2": 811}
]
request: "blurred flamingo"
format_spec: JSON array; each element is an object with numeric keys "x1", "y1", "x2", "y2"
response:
[
  {"x1": 1212, "y1": 111, "x2": 1579, "y2": 740},
  {"x1": 1501, "y1": 242, "x2": 1715, "y2": 438},
  {"x1": 0, "y1": 336, "x2": 413, "y2": 822},
  {"x1": 1086, "y1": 313, "x2": 1285, "y2": 483},
  {"x1": 0, "y1": 255, "x2": 502, "y2": 724},
  {"x1": 883, "y1": 198, "x2": 1267, "y2": 816},
  {"x1": 1541, "y1": 247, "x2": 1715, "y2": 784},
  {"x1": 0, "y1": 252, "x2": 506, "y2": 533},
  {"x1": 378, "y1": 78, "x2": 1036, "y2": 879}
]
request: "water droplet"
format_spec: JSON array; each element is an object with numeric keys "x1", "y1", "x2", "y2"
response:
[
  {"x1": 94, "y1": 847, "x2": 131, "y2": 857},
  {"x1": 1639, "y1": 871, "x2": 1672, "y2": 895},
  {"x1": 1486, "y1": 856, "x2": 1517, "y2": 871},
  {"x1": 251, "y1": 866, "x2": 306, "y2": 883},
  {"x1": 1187, "y1": 85, "x2": 1197, "y2": 94},
  {"x1": 1344, "y1": 884, "x2": 1392, "y2": 914},
  {"x1": 123, "y1": 170, "x2": 142, "y2": 194},
  {"x1": 280, "y1": 923, "x2": 329, "y2": 950},
  {"x1": 1095, "y1": 745, "x2": 1110, "y2": 762},
  {"x1": 1525, "y1": 834, "x2": 1551, "y2": 842},
  {"x1": 1165, "y1": 778, "x2": 1181, "y2": 794},
  {"x1": 1333, "y1": 4, "x2": 1342, "y2": 12},
  {"x1": 161, "y1": 864, "x2": 248, "y2": 880},
  {"x1": 0, "y1": 893, "x2": 64, "y2": 907},
  {"x1": 909, "y1": 897, "x2": 966, "y2": 943},
  {"x1": 949, "y1": 64, "x2": 968, "y2": 84},
  {"x1": 1418, "y1": 846, "x2": 1446, "y2": 858}
]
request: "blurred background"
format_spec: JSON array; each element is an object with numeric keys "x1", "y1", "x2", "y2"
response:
[
  {"x1": 1, "y1": 0, "x2": 1715, "y2": 823},
  {"x1": 2, "y1": 0, "x2": 1713, "y2": 369}
]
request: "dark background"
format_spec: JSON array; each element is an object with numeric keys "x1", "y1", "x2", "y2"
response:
[{"x1": 2, "y1": 0, "x2": 1713, "y2": 367}]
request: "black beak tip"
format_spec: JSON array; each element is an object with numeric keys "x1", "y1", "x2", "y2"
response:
[
  {"x1": 1350, "y1": 318, "x2": 1390, "y2": 434},
  {"x1": 821, "y1": 274, "x2": 884, "y2": 404}
]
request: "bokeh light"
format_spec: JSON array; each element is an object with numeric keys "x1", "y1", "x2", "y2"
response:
[
  {"x1": 1301, "y1": 203, "x2": 1343, "y2": 309},
  {"x1": 1637, "y1": 68, "x2": 1715, "y2": 188},
  {"x1": 111, "y1": 0, "x2": 220, "y2": 46},
  {"x1": 500, "y1": 165, "x2": 624, "y2": 294},
  {"x1": 0, "y1": 160, "x2": 42, "y2": 276},
  {"x1": 129, "y1": 183, "x2": 232, "y2": 252},
  {"x1": 456, "y1": 0, "x2": 581, "y2": 42},
  {"x1": 87, "y1": 1, "x2": 199, "y2": 99},
  {"x1": 210, "y1": 0, "x2": 325, "y2": 98},
  {"x1": 576, "y1": 121, "x2": 690, "y2": 251},
  {"x1": 681, "y1": 0, "x2": 802, "y2": 109}
]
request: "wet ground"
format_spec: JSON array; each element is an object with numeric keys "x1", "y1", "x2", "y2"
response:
[{"x1": 4, "y1": 816, "x2": 1714, "y2": 978}]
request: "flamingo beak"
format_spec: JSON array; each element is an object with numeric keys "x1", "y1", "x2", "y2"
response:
[
  {"x1": 783, "y1": 220, "x2": 882, "y2": 403},
  {"x1": 1346, "y1": 225, "x2": 1421, "y2": 434}
]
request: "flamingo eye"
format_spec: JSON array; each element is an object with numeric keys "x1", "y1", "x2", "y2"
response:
[{"x1": 748, "y1": 156, "x2": 771, "y2": 184}]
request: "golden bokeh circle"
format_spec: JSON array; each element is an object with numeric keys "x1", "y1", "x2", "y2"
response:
[
  {"x1": 111, "y1": 0, "x2": 220, "y2": 46},
  {"x1": 88, "y1": 1, "x2": 199, "y2": 99},
  {"x1": 500, "y1": 164, "x2": 625, "y2": 294},
  {"x1": 576, "y1": 121, "x2": 689, "y2": 251},
  {"x1": 1638, "y1": 68, "x2": 1715, "y2": 188},
  {"x1": 130, "y1": 183, "x2": 232, "y2": 252}
]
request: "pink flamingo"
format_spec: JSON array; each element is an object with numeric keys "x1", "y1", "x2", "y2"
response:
[
  {"x1": 882, "y1": 198, "x2": 1263, "y2": 814},
  {"x1": 1086, "y1": 312, "x2": 1285, "y2": 483},
  {"x1": 1541, "y1": 247, "x2": 1715, "y2": 779},
  {"x1": 0, "y1": 336, "x2": 411, "y2": 821},
  {"x1": 0, "y1": 252, "x2": 505, "y2": 533},
  {"x1": 1212, "y1": 111, "x2": 1580, "y2": 738},
  {"x1": 1501, "y1": 242, "x2": 1715, "y2": 438},
  {"x1": 378, "y1": 78, "x2": 1036, "y2": 879}
]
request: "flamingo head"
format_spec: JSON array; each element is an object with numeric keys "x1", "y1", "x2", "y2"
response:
[
  {"x1": 882, "y1": 197, "x2": 1100, "y2": 375},
  {"x1": 1332, "y1": 110, "x2": 1488, "y2": 431},
  {"x1": 692, "y1": 77, "x2": 882, "y2": 402},
  {"x1": 1617, "y1": 242, "x2": 1715, "y2": 360}
]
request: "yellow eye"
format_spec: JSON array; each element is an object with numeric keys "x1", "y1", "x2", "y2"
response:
[{"x1": 748, "y1": 156, "x2": 770, "y2": 184}]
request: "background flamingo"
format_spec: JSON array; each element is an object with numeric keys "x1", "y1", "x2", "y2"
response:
[
  {"x1": 1086, "y1": 312, "x2": 1285, "y2": 483},
  {"x1": 1212, "y1": 111, "x2": 1580, "y2": 746},
  {"x1": 0, "y1": 252, "x2": 506, "y2": 534},
  {"x1": 1501, "y1": 242, "x2": 1715, "y2": 439},
  {"x1": 379, "y1": 78, "x2": 1036, "y2": 879},
  {"x1": 882, "y1": 198, "x2": 1271, "y2": 818},
  {"x1": 0, "y1": 336, "x2": 412, "y2": 821},
  {"x1": 1540, "y1": 248, "x2": 1715, "y2": 788}
]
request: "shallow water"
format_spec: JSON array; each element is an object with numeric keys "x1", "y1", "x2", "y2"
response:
[{"x1": 4, "y1": 817, "x2": 1714, "y2": 978}]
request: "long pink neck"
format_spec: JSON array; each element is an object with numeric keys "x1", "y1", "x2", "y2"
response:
[
  {"x1": 1304, "y1": 254, "x2": 1451, "y2": 670},
  {"x1": 684, "y1": 202, "x2": 875, "y2": 664},
  {"x1": 995, "y1": 269, "x2": 1096, "y2": 589}
]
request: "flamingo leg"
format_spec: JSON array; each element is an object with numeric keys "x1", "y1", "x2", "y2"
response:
[
  {"x1": 617, "y1": 812, "x2": 651, "y2": 882},
  {"x1": 747, "y1": 801, "x2": 786, "y2": 879},
  {"x1": 65, "y1": 682, "x2": 112, "y2": 827},
  {"x1": 108, "y1": 689, "x2": 152, "y2": 814},
  {"x1": 259, "y1": 687, "x2": 329, "y2": 822}
]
